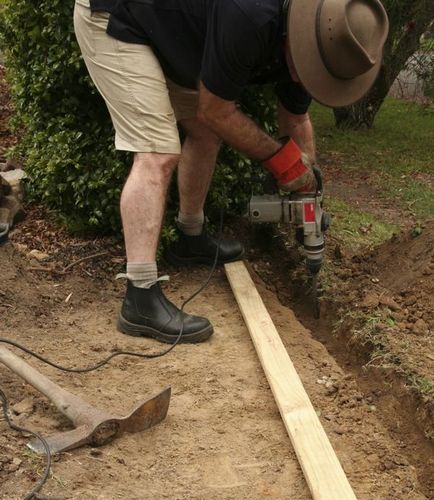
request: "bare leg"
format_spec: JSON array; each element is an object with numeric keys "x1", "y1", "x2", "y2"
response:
[
  {"x1": 177, "y1": 118, "x2": 221, "y2": 216},
  {"x1": 121, "y1": 152, "x2": 180, "y2": 262}
]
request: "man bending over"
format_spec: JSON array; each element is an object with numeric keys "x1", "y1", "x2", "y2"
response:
[{"x1": 74, "y1": 0, "x2": 388, "y2": 343}]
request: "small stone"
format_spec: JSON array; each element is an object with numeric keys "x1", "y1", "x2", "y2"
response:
[
  {"x1": 0, "y1": 207, "x2": 10, "y2": 225},
  {"x1": 0, "y1": 169, "x2": 27, "y2": 186},
  {"x1": 10, "y1": 184, "x2": 24, "y2": 202},
  {"x1": 0, "y1": 455, "x2": 12, "y2": 465},
  {"x1": 379, "y1": 296, "x2": 401, "y2": 311},
  {"x1": 27, "y1": 249, "x2": 50, "y2": 261},
  {"x1": 7, "y1": 458, "x2": 22, "y2": 473},
  {"x1": 404, "y1": 295, "x2": 417, "y2": 307},
  {"x1": 12, "y1": 397, "x2": 34, "y2": 415},
  {"x1": 361, "y1": 293, "x2": 379, "y2": 308},
  {"x1": 412, "y1": 319, "x2": 429, "y2": 335},
  {"x1": 1, "y1": 195, "x2": 19, "y2": 211},
  {"x1": 14, "y1": 242, "x2": 28, "y2": 253},
  {"x1": 0, "y1": 195, "x2": 25, "y2": 226},
  {"x1": 368, "y1": 405, "x2": 377, "y2": 412},
  {"x1": 325, "y1": 381, "x2": 339, "y2": 395}
]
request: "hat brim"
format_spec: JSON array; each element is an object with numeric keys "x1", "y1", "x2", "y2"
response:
[{"x1": 288, "y1": 0, "x2": 382, "y2": 108}]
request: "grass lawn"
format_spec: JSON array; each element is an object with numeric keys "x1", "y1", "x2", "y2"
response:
[
  {"x1": 311, "y1": 98, "x2": 434, "y2": 218},
  {"x1": 325, "y1": 197, "x2": 397, "y2": 251}
]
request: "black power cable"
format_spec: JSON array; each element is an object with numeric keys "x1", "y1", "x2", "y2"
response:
[
  {"x1": 0, "y1": 389, "x2": 51, "y2": 500},
  {"x1": 0, "y1": 208, "x2": 224, "y2": 499}
]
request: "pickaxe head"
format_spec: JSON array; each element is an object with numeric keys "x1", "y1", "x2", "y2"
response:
[{"x1": 27, "y1": 387, "x2": 171, "y2": 454}]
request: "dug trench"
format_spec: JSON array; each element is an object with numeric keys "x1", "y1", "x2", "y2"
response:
[
  {"x1": 248, "y1": 221, "x2": 434, "y2": 498},
  {"x1": 0, "y1": 211, "x2": 433, "y2": 498}
]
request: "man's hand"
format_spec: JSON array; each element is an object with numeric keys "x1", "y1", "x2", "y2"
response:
[{"x1": 263, "y1": 140, "x2": 317, "y2": 193}]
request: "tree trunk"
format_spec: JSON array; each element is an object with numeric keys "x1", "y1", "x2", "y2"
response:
[
  {"x1": 333, "y1": 67, "x2": 390, "y2": 129},
  {"x1": 333, "y1": 94, "x2": 385, "y2": 130},
  {"x1": 333, "y1": 0, "x2": 433, "y2": 129}
]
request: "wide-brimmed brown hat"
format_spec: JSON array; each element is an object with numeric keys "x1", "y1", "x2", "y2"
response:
[{"x1": 288, "y1": 0, "x2": 389, "y2": 107}]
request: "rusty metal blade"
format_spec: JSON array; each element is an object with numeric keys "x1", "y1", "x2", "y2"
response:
[
  {"x1": 119, "y1": 386, "x2": 171, "y2": 433},
  {"x1": 27, "y1": 387, "x2": 171, "y2": 455}
]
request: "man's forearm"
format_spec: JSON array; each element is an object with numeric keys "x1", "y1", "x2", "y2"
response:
[
  {"x1": 201, "y1": 107, "x2": 280, "y2": 160},
  {"x1": 198, "y1": 84, "x2": 315, "y2": 192},
  {"x1": 198, "y1": 83, "x2": 280, "y2": 161},
  {"x1": 278, "y1": 105, "x2": 316, "y2": 161}
]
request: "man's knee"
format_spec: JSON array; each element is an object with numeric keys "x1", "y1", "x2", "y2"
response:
[
  {"x1": 180, "y1": 118, "x2": 221, "y2": 148},
  {"x1": 132, "y1": 152, "x2": 180, "y2": 177}
]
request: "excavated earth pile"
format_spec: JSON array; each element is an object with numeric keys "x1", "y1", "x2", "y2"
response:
[{"x1": 345, "y1": 223, "x2": 434, "y2": 434}]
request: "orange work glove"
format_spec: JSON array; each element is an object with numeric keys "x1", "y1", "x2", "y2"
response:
[{"x1": 263, "y1": 139, "x2": 316, "y2": 192}]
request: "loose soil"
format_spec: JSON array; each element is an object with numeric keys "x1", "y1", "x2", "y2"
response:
[{"x1": 0, "y1": 237, "x2": 430, "y2": 499}]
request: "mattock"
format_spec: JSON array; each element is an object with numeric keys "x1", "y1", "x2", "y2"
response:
[{"x1": 0, "y1": 345, "x2": 171, "y2": 454}]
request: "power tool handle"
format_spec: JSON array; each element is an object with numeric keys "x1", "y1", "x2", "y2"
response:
[{"x1": 312, "y1": 166, "x2": 323, "y2": 192}]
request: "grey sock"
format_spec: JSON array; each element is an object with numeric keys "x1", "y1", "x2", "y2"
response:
[
  {"x1": 126, "y1": 262, "x2": 158, "y2": 289},
  {"x1": 177, "y1": 211, "x2": 205, "y2": 236}
]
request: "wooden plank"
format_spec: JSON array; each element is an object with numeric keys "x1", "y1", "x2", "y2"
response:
[{"x1": 225, "y1": 261, "x2": 356, "y2": 500}]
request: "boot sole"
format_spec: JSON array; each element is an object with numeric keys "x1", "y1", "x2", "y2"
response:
[
  {"x1": 117, "y1": 314, "x2": 214, "y2": 344},
  {"x1": 164, "y1": 248, "x2": 244, "y2": 268}
]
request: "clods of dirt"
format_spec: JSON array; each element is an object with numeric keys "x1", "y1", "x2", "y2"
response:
[
  {"x1": 248, "y1": 219, "x2": 434, "y2": 497},
  {"x1": 348, "y1": 223, "x2": 433, "y2": 385}
]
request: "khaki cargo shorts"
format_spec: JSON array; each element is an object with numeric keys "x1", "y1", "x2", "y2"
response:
[{"x1": 73, "y1": 1, "x2": 199, "y2": 153}]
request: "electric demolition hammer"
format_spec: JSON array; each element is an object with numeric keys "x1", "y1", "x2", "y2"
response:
[{"x1": 247, "y1": 167, "x2": 330, "y2": 317}]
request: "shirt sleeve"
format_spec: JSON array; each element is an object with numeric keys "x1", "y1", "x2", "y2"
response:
[
  {"x1": 200, "y1": 1, "x2": 267, "y2": 101},
  {"x1": 275, "y1": 81, "x2": 312, "y2": 115}
]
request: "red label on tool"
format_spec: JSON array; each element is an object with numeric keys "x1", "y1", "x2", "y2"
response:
[{"x1": 304, "y1": 202, "x2": 316, "y2": 222}]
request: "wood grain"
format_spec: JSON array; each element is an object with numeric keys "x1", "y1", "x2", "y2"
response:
[{"x1": 225, "y1": 260, "x2": 357, "y2": 500}]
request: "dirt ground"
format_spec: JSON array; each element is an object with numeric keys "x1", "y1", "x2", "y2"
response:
[{"x1": 0, "y1": 237, "x2": 431, "y2": 499}]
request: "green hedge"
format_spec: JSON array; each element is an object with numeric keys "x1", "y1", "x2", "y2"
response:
[{"x1": 0, "y1": 0, "x2": 275, "y2": 236}]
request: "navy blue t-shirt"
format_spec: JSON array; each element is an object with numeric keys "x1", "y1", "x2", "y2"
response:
[
  {"x1": 107, "y1": 0, "x2": 311, "y2": 114},
  {"x1": 89, "y1": 0, "x2": 118, "y2": 12}
]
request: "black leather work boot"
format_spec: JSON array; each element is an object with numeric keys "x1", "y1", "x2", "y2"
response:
[
  {"x1": 117, "y1": 281, "x2": 213, "y2": 344},
  {"x1": 165, "y1": 228, "x2": 244, "y2": 267}
]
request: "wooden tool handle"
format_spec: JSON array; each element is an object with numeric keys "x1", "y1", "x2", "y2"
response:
[{"x1": 0, "y1": 345, "x2": 96, "y2": 424}]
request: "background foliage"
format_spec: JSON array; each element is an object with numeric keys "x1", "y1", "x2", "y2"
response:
[
  {"x1": 0, "y1": 0, "x2": 274, "y2": 235},
  {"x1": 334, "y1": 0, "x2": 434, "y2": 129},
  {"x1": 2, "y1": 0, "x2": 431, "y2": 234}
]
